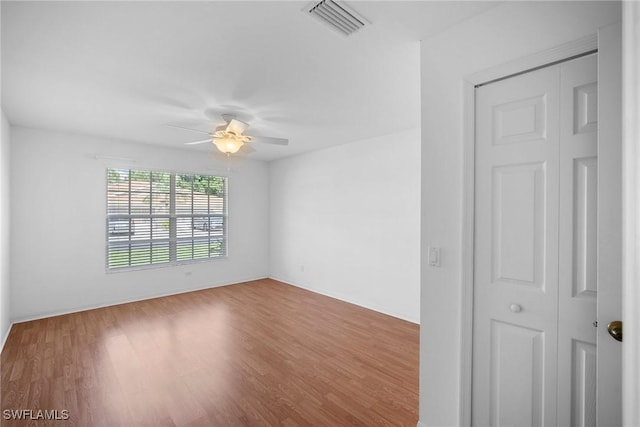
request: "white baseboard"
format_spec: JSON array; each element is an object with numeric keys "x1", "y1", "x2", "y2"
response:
[
  {"x1": 269, "y1": 276, "x2": 419, "y2": 324},
  {"x1": 11, "y1": 276, "x2": 269, "y2": 324},
  {"x1": 417, "y1": 420, "x2": 460, "y2": 427}
]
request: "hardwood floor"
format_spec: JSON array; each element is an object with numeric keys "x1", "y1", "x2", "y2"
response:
[{"x1": 1, "y1": 279, "x2": 419, "y2": 426}]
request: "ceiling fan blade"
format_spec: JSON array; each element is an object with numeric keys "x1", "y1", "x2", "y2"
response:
[
  {"x1": 226, "y1": 119, "x2": 249, "y2": 135},
  {"x1": 250, "y1": 135, "x2": 289, "y2": 145},
  {"x1": 184, "y1": 139, "x2": 212, "y2": 145},
  {"x1": 240, "y1": 144, "x2": 256, "y2": 154},
  {"x1": 167, "y1": 124, "x2": 211, "y2": 135}
]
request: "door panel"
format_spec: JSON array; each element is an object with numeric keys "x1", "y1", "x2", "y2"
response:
[
  {"x1": 571, "y1": 156, "x2": 597, "y2": 298},
  {"x1": 490, "y1": 321, "x2": 545, "y2": 427},
  {"x1": 492, "y1": 162, "x2": 546, "y2": 287},
  {"x1": 557, "y1": 54, "x2": 598, "y2": 427},
  {"x1": 572, "y1": 340, "x2": 597, "y2": 427},
  {"x1": 473, "y1": 64, "x2": 559, "y2": 427},
  {"x1": 493, "y1": 95, "x2": 548, "y2": 145}
]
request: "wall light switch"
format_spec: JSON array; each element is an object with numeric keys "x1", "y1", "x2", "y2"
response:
[{"x1": 428, "y1": 247, "x2": 441, "y2": 267}]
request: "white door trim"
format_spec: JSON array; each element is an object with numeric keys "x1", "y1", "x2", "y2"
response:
[
  {"x1": 622, "y1": 3, "x2": 640, "y2": 426},
  {"x1": 459, "y1": 33, "x2": 600, "y2": 426}
]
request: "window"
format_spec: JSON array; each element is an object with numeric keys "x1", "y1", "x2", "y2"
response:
[{"x1": 106, "y1": 168, "x2": 227, "y2": 270}]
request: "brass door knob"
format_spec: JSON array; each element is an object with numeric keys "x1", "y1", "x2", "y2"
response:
[{"x1": 607, "y1": 320, "x2": 623, "y2": 342}]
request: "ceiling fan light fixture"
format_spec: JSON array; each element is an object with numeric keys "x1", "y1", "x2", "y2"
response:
[
  {"x1": 213, "y1": 135, "x2": 244, "y2": 155},
  {"x1": 177, "y1": 114, "x2": 288, "y2": 154}
]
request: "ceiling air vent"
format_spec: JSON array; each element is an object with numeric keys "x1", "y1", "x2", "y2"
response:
[{"x1": 307, "y1": 0, "x2": 367, "y2": 36}]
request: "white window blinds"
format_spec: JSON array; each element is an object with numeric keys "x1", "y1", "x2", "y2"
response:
[{"x1": 106, "y1": 168, "x2": 227, "y2": 270}]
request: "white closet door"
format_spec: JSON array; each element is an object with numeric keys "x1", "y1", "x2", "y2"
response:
[
  {"x1": 473, "y1": 62, "x2": 561, "y2": 427},
  {"x1": 557, "y1": 54, "x2": 598, "y2": 427},
  {"x1": 473, "y1": 54, "x2": 606, "y2": 427}
]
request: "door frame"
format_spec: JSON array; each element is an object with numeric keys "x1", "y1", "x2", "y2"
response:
[
  {"x1": 622, "y1": 3, "x2": 640, "y2": 426},
  {"x1": 459, "y1": 31, "x2": 618, "y2": 426}
]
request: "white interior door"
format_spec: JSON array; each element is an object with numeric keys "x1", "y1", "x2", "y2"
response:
[
  {"x1": 556, "y1": 54, "x2": 598, "y2": 427},
  {"x1": 472, "y1": 49, "x2": 621, "y2": 426},
  {"x1": 473, "y1": 62, "x2": 561, "y2": 427}
]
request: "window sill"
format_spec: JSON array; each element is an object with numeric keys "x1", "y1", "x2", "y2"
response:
[{"x1": 105, "y1": 255, "x2": 228, "y2": 274}]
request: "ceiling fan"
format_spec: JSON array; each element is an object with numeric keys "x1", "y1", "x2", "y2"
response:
[{"x1": 170, "y1": 114, "x2": 289, "y2": 156}]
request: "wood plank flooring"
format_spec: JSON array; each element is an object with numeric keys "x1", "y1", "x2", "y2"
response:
[{"x1": 1, "y1": 279, "x2": 419, "y2": 426}]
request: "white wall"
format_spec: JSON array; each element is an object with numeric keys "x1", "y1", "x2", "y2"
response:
[
  {"x1": 269, "y1": 129, "x2": 421, "y2": 323},
  {"x1": 10, "y1": 126, "x2": 269, "y2": 321},
  {"x1": 419, "y1": 2, "x2": 621, "y2": 426},
  {"x1": 0, "y1": 111, "x2": 11, "y2": 347}
]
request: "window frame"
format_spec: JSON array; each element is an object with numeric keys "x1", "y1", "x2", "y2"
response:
[{"x1": 105, "y1": 167, "x2": 228, "y2": 271}]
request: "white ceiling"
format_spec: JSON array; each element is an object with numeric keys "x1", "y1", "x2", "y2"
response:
[{"x1": 1, "y1": 1, "x2": 498, "y2": 161}]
